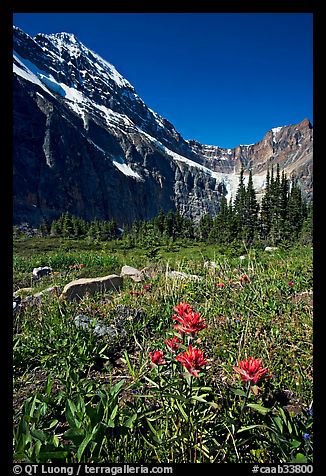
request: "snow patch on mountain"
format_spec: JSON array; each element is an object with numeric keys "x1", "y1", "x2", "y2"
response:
[
  {"x1": 137, "y1": 127, "x2": 266, "y2": 200},
  {"x1": 13, "y1": 52, "x2": 55, "y2": 98},
  {"x1": 113, "y1": 160, "x2": 142, "y2": 180}
]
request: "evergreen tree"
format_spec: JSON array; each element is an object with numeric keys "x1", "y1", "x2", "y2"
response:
[
  {"x1": 153, "y1": 208, "x2": 165, "y2": 235},
  {"x1": 287, "y1": 176, "x2": 305, "y2": 240},
  {"x1": 39, "y1": 218, "x2": 50, "y2": 236},
  {"x1": 279, "y1": 170, "x2": 290, "y2": 240},
  {"x1": 62, "y1": 212, "x2": 73, "y2": 237},
  {"x1": 50, "y1": 214, "x2": 64, "y2": 236},
  {"x1": 233, "y1": 166, "x2": 247, "y2": 238},
  {"x1": 199, "y1": 214, "x2": 213, "y2": 241},
  {"x1": 260, "y1": 167, "x2": 272, "y2": 240},
  {"x1": 165, "y1": 210, "x2": 175, "y2": 239},
  {"x1": 243, "y1": 170, "x2": 259, "y2": 244}
]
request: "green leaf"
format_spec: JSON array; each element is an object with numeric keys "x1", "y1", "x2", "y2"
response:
[
  {"x1": 247, "y1": 403, "x2": 271, "y2": 415},
  {"x1": 146, "y1": 418, "x2": 162, "y2": 444},
  {"x1": 77, "y1": 431, "x2": 95, "y2": 462},
  {"x1": 65, "y1": 399, "x2": 80, "y2": 429},
  {"x1": 175, "y1": 399, "x2": 189, "y2": 421},
  {"x1": 110, "y1": 379, "x2": 125, "y2": 397},
  {"x1": 230, "y1": 388, "x2": 247, "y2": 397},
  {"x1": 63, "y1": 428, "x2": 85, "y2": 440},
  {"x1": 273, "y1": 416, "x2": 283, "y2": 433},
  {"x1": 124, "y1": 413, "x2": 137, "y2": 428},
  {"x1": 291, "y1": 438, "x2": 302, "y2": 449},
  {"x1": 47, "y1": 419, "x2": 59, "y2": 430},
  {"x1": 30, "y1": 429, "x2": 47, "y2": 443},
  {"x1": 293, "y1": 453, "x2": 308, "y2": 463},
  {"x1": 52, "y1": 435, "x2": 60, "y2": 448}
]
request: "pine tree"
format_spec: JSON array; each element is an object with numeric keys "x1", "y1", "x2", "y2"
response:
[
  {"x1": 165, "y1": 210, "x2": 175, "y2": 239},
  {"x1": 39, "y1": 218, "x2": 50, "y2": 236},
  {"x1": 71, "y1": 215, "x2": 81, "y2": 238},
  {"x1": 279, "y1": 170, "x2": 290, "y2": 240},
  {"x1": 199, "y1": 214, "x2": 213, "y2": 241},
  {"x1": 153, "y1": 208, "x2": 165, "y2": 235},
  {"x1": 62, "y1": 212, "x2": 73, "y2": 238},
  {"x1": 233, "y1": 166, "x2": 247, "y2": 239},
  {"x1": 243, "y1": 170, "x2": 259, "y2": 244},
  {"x1": 260, "y1": 167, "x2": 272, "y2": 240},
  {"x1": 287, "y1": 176, "x2": 305, "y2": 240}
]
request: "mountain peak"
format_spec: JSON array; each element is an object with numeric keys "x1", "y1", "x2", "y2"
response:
[
  {"x1": 13, "y1": 26, "x2": 313, "y2": 226},
  {"x1": 49, "y1": 32, "x2": 79, "y2": 42}
]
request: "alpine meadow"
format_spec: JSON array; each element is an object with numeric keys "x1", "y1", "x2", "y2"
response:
[{"x1": 13, "y1": 16, "x2": 313, "y2": 465}]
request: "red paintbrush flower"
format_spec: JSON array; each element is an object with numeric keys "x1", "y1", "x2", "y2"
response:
[
  {"x1": 240, "y1": 275, "x2": 251, "y2": 283},
  {"x1": 173, "y1": 309, "x2": 206, "y2": 334},
  {"x1": 216, "y1": 282, "x2": 225, "y2": 288},
  {"x1": 173, "y1": 302, "x2": 193, "y2": 317},
  {"x1": 176, "y1": 345, "x2": 207, "y2": 377},
  {"x1": 165, "y1": 336, "x2": 181, "y2": 352},
  {"x1": 233, "y1": 356, "x2": 271, "y2": 384},
  {"x1": 149, "y1": 350, "x2": 167, "y2": 366},
  {"x1": 172, "y1": 302, "x2": 206, "y2": 334}
]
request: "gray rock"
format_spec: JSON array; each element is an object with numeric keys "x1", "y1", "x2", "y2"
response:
[
  {"x1": 114, "y1": 304, "x2": 144, "y2": 321},
  {"x1": 59, "y1": 274, "x2": 122, "y2": 302},
  {"x1": 32, "y1": 266, "x2": 53, "y2": 279},
  {"x1": 74, "y1": 314, "x2": 127, "y2": 340},
  {"x1": 13, "y1": 300, "x2": 20, "y2": 316},
  {"x1": 121, "y1": 265, "x2": 144, "y2": 282}
]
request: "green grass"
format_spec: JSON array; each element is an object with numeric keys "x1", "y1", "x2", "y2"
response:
[{"x1": 13, "y1": 237, "x2": 313, "y2": 463}]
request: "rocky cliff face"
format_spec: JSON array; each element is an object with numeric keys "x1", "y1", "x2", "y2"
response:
[{"x1": 13, "y1": 27, "x2": 313, "y2": 226}]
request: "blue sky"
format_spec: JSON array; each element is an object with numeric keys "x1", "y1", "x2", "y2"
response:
[{"x1": 13, "y1": 13, "x2": 313, "y2": 148}]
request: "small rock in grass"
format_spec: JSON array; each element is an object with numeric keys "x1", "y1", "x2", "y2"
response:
[
  {"x1": 121, "y1": 265, "x2": 144, "y2": 282},
  {"x1": 264, "y1": 246, "x2": 278, "y2": 252},
  {"x1": 32, "y1": 266, "x2": 53, "y2": 279}
]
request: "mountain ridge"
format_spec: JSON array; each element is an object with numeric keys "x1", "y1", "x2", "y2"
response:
[{"x1": 13, "y1": 27, "x2": 313, "y2": 226}]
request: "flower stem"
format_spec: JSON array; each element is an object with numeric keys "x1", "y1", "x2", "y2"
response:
[{"x1": 238, "y1": 381, "x2": 251, "y2": 425}]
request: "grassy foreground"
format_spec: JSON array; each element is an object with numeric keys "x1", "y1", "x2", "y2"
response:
[{"x1": 13, "y1": 237, "x2": 313, "y2": 463}]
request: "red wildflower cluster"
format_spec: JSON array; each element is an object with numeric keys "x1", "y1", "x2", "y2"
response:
[
  {"x1": 216, "y1": 282, "x2": 225, "y2": 288},
  {"x1": 176, "y1": 345, "x2": 207, "y2": 377},
  {"x1": 149, "y1": 302, "x2": 208, "y2": 378},
  {"x1": 288, "y1": 281, "x2": 294, "y2": 286},
  {"x1": 69, "y1": 263, "x2": 85, "y2": 270},
  {"x1": 149, "y1": 350, "x2": 167, "y2": 366},
  {"x1": 240, "y1": 275, "x2": 251, "y2": 284},
  {"x1": 172, "y1": 302, "x2": 206, "y2": 335},
  {"x1": 233, "y1": 356, "x2": 271, "y2": 384}
]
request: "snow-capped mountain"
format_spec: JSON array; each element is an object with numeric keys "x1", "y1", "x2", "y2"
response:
[{"x1": 13, "y1": 26, "x2": 313, "y2": 226}]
